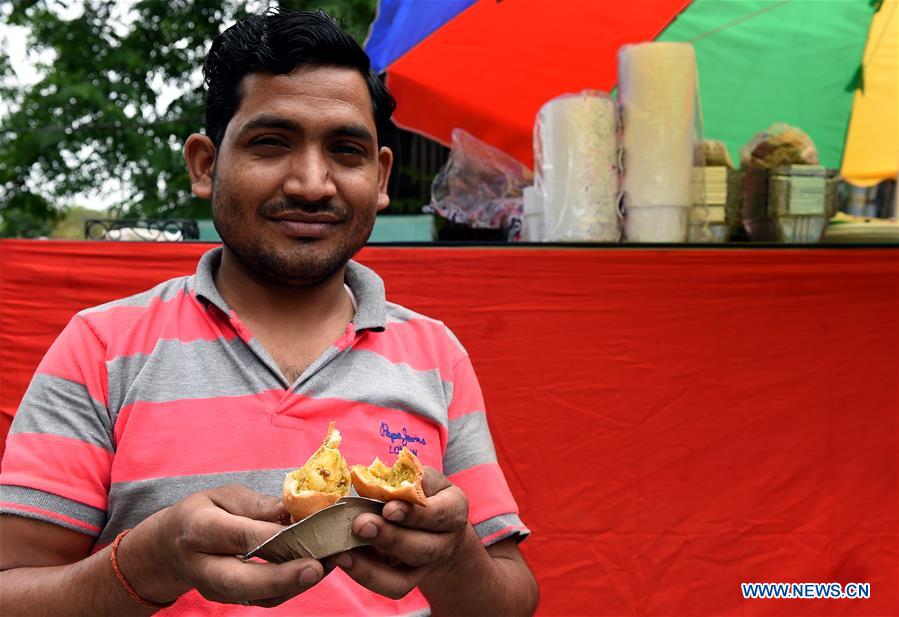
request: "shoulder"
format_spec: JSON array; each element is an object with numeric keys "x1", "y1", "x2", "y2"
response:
[
  {"x1": 383, "y1": 301, "x2": 468, "y2": 359},
  {"x1": 73, "y1": 275, "x2": 195, "y2": 345}
]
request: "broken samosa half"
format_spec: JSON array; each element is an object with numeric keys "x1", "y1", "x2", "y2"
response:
[
  {"x1": 282, "y1": 421, "x2": 351, "y2": 523},
  {"x1": 350, "y1": 447, "x2": 428, "y2": 507}
]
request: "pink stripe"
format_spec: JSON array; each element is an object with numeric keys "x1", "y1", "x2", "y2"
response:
[
  {"x1": 226, "y1": 309, "x2": 254, "y2": 343},
  {"x1": 449, "y1": 462, "x2": 519, "y2": 525},
  {"x1": 0, "y1": 501, "x2": 101, "y2": 533},
  {"x1": 81, "y1": 291, "x2": 239, "y2": 359},
  {"x1": 112, "y1": 392, "x2": 445, "y2": 482},
  {"x1": 447, "y1": 358, "x2": 486, "y2": 420},
  {"x1": 161, "y1": 573, "x2": 428, "y2": 615},
  {"x1": 35, "y1": 317, "x2": 109, "y2": 406},
  {"x1": 355, "y1": 318, "x2": 462, "y2": 379},
  {"x1": 333, "y1": 323, "x2": 356, "y2": 351},
  {"x1": 1, "y1": 433, "x2": 111, "y2": 510},
  {"x1": 481, "y1": 524, "x2": 530, "y2": 546}
]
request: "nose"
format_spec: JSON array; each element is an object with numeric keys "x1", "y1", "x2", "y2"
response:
[{"x1": 282, "y1": 147, "x2": 337, "y2": 202}]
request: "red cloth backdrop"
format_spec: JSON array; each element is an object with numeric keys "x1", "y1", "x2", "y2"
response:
[{"x1": 1, "y1": 239, "x2": 897, "y2": 616}]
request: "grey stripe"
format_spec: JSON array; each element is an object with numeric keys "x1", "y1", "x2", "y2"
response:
[
  {"x1": 474, "y1": 513, "x2": 530, "y2": 546},
  {"x1": 79, "y1": 277, "x2": 188, "y2": 314},
  {"x1": 101, "y1": 469, "x2": 288, "y2": 544},
  {"x1": 289, "y1": 344, "x2": 343, "y2": 389},
  {"x1": 106, "y1": 337, "x2": 281, "y2": 412},
  {"x1": 297, "y1": 348, "x2": 450, "y2": 428},
  {"x1": 384, "y1": 302, "x2": 423, "y2": 324},
  {"x1": 0, "y1": 485, "x2": 106, "y2": 536},
  {"x1": 399, "y1": 610, "x2": 430, "y2": 617},
  {"x1": 443, "y1": 412, "x2": 496, "y2": 476},
  {"x1": 10, "y1": 374, "x2": 113, "y2": 451},
  {"x1": 346, "y1": 260, "x2": 386, "y2": 331}
]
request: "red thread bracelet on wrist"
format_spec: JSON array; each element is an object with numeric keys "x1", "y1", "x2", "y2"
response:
[{"x1": 110, "y1": 529, "x2": 176, "y2": 610}]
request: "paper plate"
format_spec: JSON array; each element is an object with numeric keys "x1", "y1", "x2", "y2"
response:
[{"x1": 243, "y1": 497, "x2": 385, "y2": 563}]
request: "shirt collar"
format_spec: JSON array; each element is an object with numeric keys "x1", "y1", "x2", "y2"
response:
[
  {"x1": 344, "y1": 259, "x2": 387, "y2": 331},
  {"x1": 192, "y1": 246, "x2": 386, "y2": 331},
  {"x1": 193, "y1": 247, "x2": 229, "y2": 314}
]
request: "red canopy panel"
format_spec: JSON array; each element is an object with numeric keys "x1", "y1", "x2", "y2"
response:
[
  {"x1": 386, "y1": 0, "x2": 692, "y2": 166},
  {"x1": 1, "y1": 240, "x2": 896, "y2": 615}
]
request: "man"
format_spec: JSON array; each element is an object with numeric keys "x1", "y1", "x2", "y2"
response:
[{"x1": 0, "y1": 9, "x2": 538, "y2": 616}]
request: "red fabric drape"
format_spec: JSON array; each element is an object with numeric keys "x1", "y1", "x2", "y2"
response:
[{"x1": 1, "y1": 239, "x2": 897, "y2": 616}]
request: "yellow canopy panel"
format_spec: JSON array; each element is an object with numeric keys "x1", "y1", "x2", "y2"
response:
[{"x1": 841, "y1": 0, "x2": 898, "y2": 187}]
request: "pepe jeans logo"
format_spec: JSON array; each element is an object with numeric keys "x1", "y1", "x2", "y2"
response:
[{"x1": 380, "y1": 422, "x2": 427, "y2": 456}]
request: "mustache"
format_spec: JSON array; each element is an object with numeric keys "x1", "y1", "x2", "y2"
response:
[{"x1": 259, "y1": 198, "x2": 344, "y2": 218}]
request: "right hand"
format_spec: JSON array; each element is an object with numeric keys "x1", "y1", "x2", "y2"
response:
[{"x1": 119, "y1": 484, "x2": 325, "y2": 608}]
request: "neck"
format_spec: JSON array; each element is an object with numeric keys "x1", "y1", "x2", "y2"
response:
[{"x1": 214, "y1": 247, "x2": 352, "y2": 327}]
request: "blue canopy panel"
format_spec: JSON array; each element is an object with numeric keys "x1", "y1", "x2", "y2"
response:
[{"x1": 364, "y1": 0, "x2": 476, "y2": 73}]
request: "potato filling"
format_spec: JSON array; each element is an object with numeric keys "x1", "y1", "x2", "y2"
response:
[
  {"x1": 363, "y1": 456, "x2": 416, "y2": 487},
  {"x1": 289, "y1": 446, "x2": 349, "y2": 494}
]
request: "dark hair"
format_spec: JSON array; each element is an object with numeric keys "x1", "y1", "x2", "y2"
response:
[{"x1": 202, "y1": 8, "x2": 395, "y2": 148}]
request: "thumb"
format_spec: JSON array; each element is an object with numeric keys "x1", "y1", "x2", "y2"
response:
[
  {"x1": 207, "y1": 484, "x2": 288, "y2": 524},
  {"x1": 421, "y1": 466, "x2": 452, "y2": 497}
]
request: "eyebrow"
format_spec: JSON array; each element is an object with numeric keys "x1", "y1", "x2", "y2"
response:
[
  {"x1": 238, "y1": 115, "x2": 375, "y2": 143},
  {"x1": 239, "y1": 115, "x2": 300, "y2": 134}
]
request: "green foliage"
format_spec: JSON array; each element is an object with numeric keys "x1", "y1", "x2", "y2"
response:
[
  {"x1": 0, "y1": 0, "x2": 377, "y2": 237},
  {"x1": 1, "y1": 190, "x2": 61, "y2": 237}
]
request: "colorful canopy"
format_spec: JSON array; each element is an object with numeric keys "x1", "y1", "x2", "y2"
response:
[
  {"x1": 366, "y1": 0, "x2": 895, "y2": 183},
  {"x1": 367, "y1": 0, "x2": 690, "y2": 166},
  {"x1": 841, "y1": 0, "x2": 898, "y2": 186}
]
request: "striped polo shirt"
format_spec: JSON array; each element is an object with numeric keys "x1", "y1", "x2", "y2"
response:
[{"x1": 0, "y1": 247, "x2": 528, "y2": 616}]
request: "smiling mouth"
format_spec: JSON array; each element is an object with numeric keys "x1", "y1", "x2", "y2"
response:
[
  {"x1": 269, "y1": 211, "x2": 342, "y2": 224},
  {"x1": 268, "y1": 215, "x2": 341, "y2": 239}
]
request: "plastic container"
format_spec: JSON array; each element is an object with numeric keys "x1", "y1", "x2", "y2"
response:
[
  {"x1": 624, "y1": 206, "x2": 689, "y2": 242},
  {"x1": 687, "y1": 222, "x2": 730, "y2": 243},
  {"x1": 521, "y1": 186, "x2": 545, "y2": 242}
]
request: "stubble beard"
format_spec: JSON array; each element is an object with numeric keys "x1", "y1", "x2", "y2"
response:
[{"x1": 212, "y1": 191, "x2": 376, "y2": 287}]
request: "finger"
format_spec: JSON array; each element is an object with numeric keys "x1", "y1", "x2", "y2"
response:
[
  {"x1": 380, "y1": 483, "x2": 468, "y2": 533},
  {"x1": 192, "y1": 555, "x2": 323, "y2": 604},
  {"x1": 177, "y1": 500, "x2": 284, "y2": 557},
  {"x1": 351, "y1": 515, "x2": 454, "y2": 567},
  {"x1": 243, "y1": 559, "x2": 339, "y2": 608},
  {"x1": 336, "y1": 548, "x2": 421, "y2": 600},
  {"x1": 206, "y1": 484, "x2": 288, "y2": 523}
]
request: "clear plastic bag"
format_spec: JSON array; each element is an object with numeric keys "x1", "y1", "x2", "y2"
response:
[
  {"x1": 739, "y1": 123, "x2": 819, "y2": 240},
  {"x1": 425, "y1": 129, "x2": 532, "y2": 240},
  {"x1": 740, "y1": 123, "x2": 819, "y2": 170}
]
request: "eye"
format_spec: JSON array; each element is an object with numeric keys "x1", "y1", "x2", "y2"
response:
[
  {"x1": 332, "y1": 142, "x2": 366, "y2": 157},
  {"x1": 251, "y1": 136, "x2": 288, "y2": 148}
]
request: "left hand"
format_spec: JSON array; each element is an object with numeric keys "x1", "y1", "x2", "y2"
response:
[{"x1": 333, "y1": 467, "x2": 470, "y2": 599}]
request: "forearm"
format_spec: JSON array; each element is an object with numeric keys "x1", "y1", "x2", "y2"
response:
[
  {"x1": 419, "y1": 526, "x2": 538, "y2": 617},
  {"x1": 0, "y1": 486, "x2": 315, "y2": 614},
  {"x1": 0, "y1": 547, "x2": 158, "y2": 617},
  {"x1": 0, "y1": 513, "x2": 189, "y2": 617}
]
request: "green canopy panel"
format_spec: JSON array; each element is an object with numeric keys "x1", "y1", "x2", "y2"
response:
[{"x1": 657, "y1": 0, "x2": 874, "y2": 169}]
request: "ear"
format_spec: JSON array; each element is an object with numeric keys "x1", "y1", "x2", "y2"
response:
[
  {"x1": 183, "y1": 134, "x2": 217, "y2": 199},
  {"x1": 376, "y1": 146, "x2": 393, "y2": 212}
]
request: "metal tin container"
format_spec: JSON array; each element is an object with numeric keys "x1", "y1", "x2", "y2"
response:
[{"x1": 768, "y1": 165, "x2": 837, "y2": 243}]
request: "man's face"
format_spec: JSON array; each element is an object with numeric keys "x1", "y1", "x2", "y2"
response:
[{"x1": 210, "y1": 66, "x2": 391, "y2": 286}]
